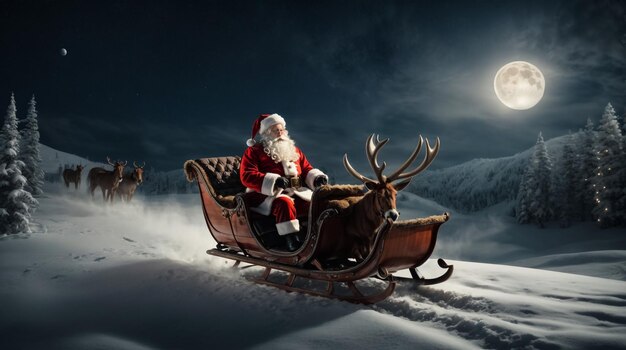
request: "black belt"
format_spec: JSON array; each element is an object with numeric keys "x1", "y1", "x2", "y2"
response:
[{"x1": 288, "y1": 176, "x2": 301, "y2": 188}]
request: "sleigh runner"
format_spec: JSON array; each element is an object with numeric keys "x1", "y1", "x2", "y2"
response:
[{"x1": 184, "y1": 135, "x2": 452, "y2": 304}]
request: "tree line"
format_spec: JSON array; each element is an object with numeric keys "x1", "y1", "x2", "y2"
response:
[
  {"x1": 0, "y1": 94, "x2": 44, "y2": 235},
  {"x1": 517, "y1": 103, "x2": 626, "y2": 228}
]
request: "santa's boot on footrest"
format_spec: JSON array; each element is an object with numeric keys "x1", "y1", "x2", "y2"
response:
[
  {"x1": 294, "y1": 231, "x2": 304, "y2": 243},
  {"x1": 284, "y1": 233, "x2": 299, "y2": 252}
]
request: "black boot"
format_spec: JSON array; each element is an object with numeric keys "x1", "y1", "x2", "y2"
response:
[
  {"x1": 293, "y1": 231, "x2": 303, "y2": 243},
  {"x1": 284, "y1": 233, "x2": 299, "y2": 252}
]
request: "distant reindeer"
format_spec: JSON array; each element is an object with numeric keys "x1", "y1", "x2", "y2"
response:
[
  {"x1": 117, "y1": 161, "x2": 145, "y2": 202},
  {"x1": 88, "y1": 157, "x2": 127, "y2": 203},
  {"x1": 62, "y1": 165, "x2": 85, "y2": 189},
  {"x1": 335, "y1": 134, "x2": 440, "y2": 260}
]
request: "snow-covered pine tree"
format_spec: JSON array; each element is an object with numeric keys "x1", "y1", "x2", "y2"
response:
[
  {"x1": 528, "y1": 132, "x2": 553, "y2": 228},
  {"x1": 19, "y1": 95, "x2": 44, "y2": 197},
  {"x1": 515, "y1": 162, "x2": 534, "y2": 224},
  {"x1": 592, "y1": 103, "x2": 624, "y2": 227},
  {"x1": 577, "y1": 119, "x2": 598, "y2": 221},
  {"x1": 554, "y1": 131, "x2": 578, "y2": 227},
  {"x1": 0, "y1": 94, "x2": 37, "y2": 235},
  {"x1": 616, "y1": 108, "x2": 626, "y2": 225}
]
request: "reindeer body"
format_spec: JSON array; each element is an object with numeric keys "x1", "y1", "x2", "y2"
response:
[
  {"x1": 116, "y1": 175, "x2": 138, "y2": 202},
  {"x1": 322, "y1": 185, "x2": 398, "y2": 261},
  {"x1": 87, "y1": 158, "x2": 126, "y2": 202},
  {"x1": 344, "y1": 188, "x2": 394, "y2": 259},
  {"x1": 116, "y1": 162, "x2": 145, "y2": 202},
  {"x1": 62, "y1": 165, "x2": 84, "y2": 189}
]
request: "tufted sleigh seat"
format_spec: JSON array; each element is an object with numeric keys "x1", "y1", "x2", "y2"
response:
[{"x1": 184, "y1": 156, "x2": 245, "y2": 209}]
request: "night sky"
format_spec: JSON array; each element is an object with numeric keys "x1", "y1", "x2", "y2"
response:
[{"x1": 1, "y1": 1, "x2": 625, "y2": 182}]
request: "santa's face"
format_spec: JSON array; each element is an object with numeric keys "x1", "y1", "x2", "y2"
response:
[
  {"x1": 268, "y1": 124, "x2": 286, "y2": 140},
  {"x1": 261, "y1": 125, "x2": 298, "y2": 162}
]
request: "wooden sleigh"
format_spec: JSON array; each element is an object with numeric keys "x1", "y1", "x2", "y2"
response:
[{"x1": 183, "y1": 135, "x2": 452, "y2": 304}]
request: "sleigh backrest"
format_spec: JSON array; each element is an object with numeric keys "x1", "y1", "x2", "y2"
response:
[{"x1": 184, "y1": 156, "x2": 245, "y2": 208}]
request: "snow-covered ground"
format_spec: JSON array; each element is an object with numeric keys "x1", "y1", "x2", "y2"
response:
[{"x1": 1, "y1": 181, "x2": 625, "y2": 349}]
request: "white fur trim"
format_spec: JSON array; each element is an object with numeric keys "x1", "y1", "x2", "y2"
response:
[
  {"x1": 261, "y1": 173, "x2": 281, "y2": 196},
  {"x1": 276, "y1": 219, "x2": 300, "y2": 236},
  {"x1": 305, "y1": 168, "x2": 327, "y2": 189},
  {"x1": 259, "y1": 114, "x2": 286, "y2": 135},
  {"x1": 246, "y1": 138, "x2": 256, "y2": 147}
]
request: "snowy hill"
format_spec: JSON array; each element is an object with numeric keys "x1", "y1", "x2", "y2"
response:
[
  {"x1": 39, "y1": 143, "x2": 108, "y2": 182},
  {"x1": 39, "y1": 143, "x2": 102, "y2": 173},
  {"x1": 1, "y1": 185, "x2": 625, "y2": 349},
  {"x1": 409, "y1": 135, "x2": 571, "y2": 213}
]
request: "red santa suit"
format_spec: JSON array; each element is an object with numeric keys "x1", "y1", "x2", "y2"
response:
[{"x1": 240, "y1": 114, "x2": 327, "y2": 236}]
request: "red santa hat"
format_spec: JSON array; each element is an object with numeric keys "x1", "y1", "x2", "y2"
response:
[{"x1": 246, "y1": 113, "x2": 286, "y2": 146}]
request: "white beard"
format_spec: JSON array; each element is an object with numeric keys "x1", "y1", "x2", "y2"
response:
[{"x1": 262, "y1": 135, "x2": 298, "y2": 163}]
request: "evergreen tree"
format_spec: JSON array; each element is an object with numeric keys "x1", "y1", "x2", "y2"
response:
[
  {"x1": 0, "y1": 94, "x2": 37, "y2": 234},
  {"x1": 616, "y1": 108, "x2": 626, "y2": 224},
  {"x1": 515, "y1": 163, "x2": 534, "y2": 224},
  {"x1": 554, "y1": 131, "x2": 578, "y2": 227},
  {"x1": 592, "y1": 103, "x2": 623, "y2": 227},
  {"x1": 19, "y1": 95, "x2": 44, "y2": 197},
  {"x1": 528, "y1": 132, "x2": 553, "y2": 228},
  {"x1": 577, "y1": 119, "x2": 598, "y2": 221}
]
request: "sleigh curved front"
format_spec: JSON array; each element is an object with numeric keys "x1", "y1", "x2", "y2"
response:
[{"x1": 377, "y1": 214, "x2": 449, "y2": 272}]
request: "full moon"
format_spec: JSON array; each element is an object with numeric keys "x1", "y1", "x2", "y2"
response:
[
  {"x1": 494, "y1": 61, "x2": 545, "y2": 110},
  {"x1": 60, "y1": 48, "x2": 67, "y2": 56}
]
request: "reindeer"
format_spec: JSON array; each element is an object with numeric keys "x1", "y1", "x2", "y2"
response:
[
  {"x1": 335, "y1": 134, "x2": 440, "y2": 261},
  {"x1": 62, "y1": 165, "x2": 85, "y2": 189},
  {"x1": 88, "y1": 157, "x2": 127, "y2": 202},
  {"x1": 117, "y1": 161, "x2": 145, "y2": 202}
]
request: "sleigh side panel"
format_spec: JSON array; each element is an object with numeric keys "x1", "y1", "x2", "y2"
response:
[
  {"x1": 195, "y1": 178, "x2": 239, "y2": 248},
  {"x1": 378, "y1": 216, "x2": 447, "y2": 273}
]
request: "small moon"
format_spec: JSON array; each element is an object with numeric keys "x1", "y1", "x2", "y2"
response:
[
  {"x1": 60, "y1": 48, "x2": 67, "y2": 56},
  {"x1": 494, "y1": 61, "x2": 545, "y2": 110}
]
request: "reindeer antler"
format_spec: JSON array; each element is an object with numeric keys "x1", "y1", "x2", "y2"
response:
[
  {"x1": 386, "y1": 136, "x2": 440, "y2": 182},
  {"x1": 344, "y1": 134, "x2": 441, "y2": 185},
  {"x1": 107, "y1": 156, "x2": 114, "y2": 166},
  {"x1": 367, "y1": 134, "x2": 389, "y2": 183},
  {"x1": 343, "y1": 134, "x2": 389, "y2": 184},
  {"x1": 343, "y1": 154, "x2": 376, "y2": 183}
]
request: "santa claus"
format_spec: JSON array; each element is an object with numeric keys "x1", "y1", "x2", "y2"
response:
[{"x1": 240, "y1": 113, "x2": 329, "y2": 251}]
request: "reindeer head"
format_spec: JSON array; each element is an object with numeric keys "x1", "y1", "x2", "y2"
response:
[
  {"x1": 343, "y1": 134, "x2": 440, "y2": 222},
  {"x1": 133, "y1": 161, "x2": 145, "y2": 184},
  {"x1": 107, "y1": 156, "x2": 127, "y2": 183},
  {"x1": 76, "y1": 164, "x2": 85, "y2": 173}
]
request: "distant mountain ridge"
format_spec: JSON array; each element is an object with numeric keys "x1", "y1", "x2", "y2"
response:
[{"x1": 408, "y1": 134, "x2": 570, "y2": 214}]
